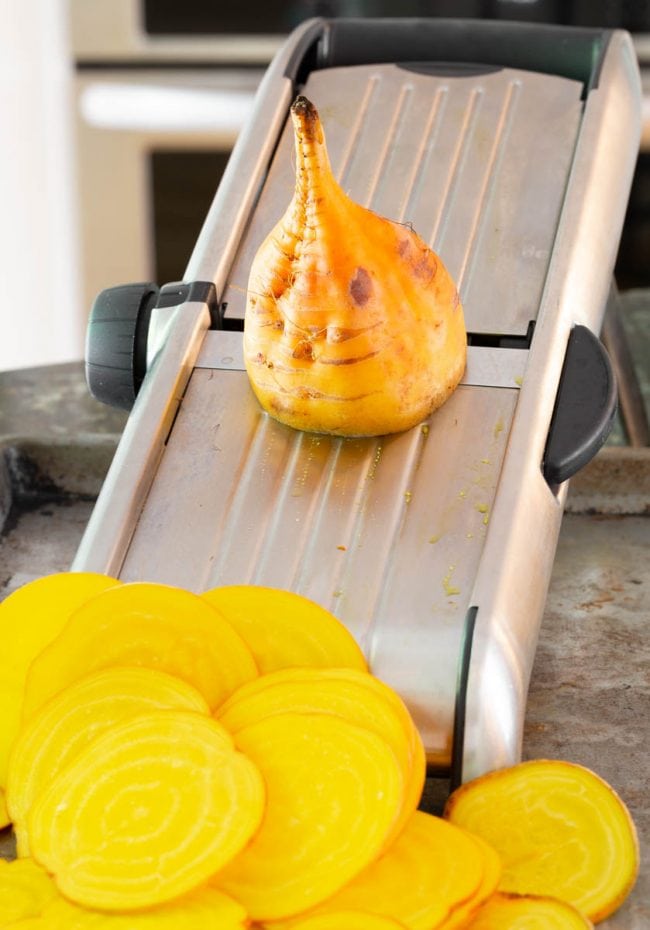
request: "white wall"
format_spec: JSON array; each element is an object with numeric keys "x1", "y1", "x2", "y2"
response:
[{"x1": 0, "y1": 0, "x2": 84, "y2": 371}]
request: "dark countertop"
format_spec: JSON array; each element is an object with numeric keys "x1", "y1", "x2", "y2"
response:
[
  {"x1": 0, "y1": 361, "x2": 127, "y2": 441},
  {"x1": 0, "y1": 303, "x2": 648, "y2": 928}
]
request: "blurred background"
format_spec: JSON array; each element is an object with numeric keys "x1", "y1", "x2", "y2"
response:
[{"x1": 1, "y1": 0, "x2": 649, "y2": 372}]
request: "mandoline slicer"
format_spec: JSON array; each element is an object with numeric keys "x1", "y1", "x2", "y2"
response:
[{"x1": 73, "y1": 18, "x2": 641, "y2": 784}]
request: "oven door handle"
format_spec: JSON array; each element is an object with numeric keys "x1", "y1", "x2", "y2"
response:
[{"x1": 79, "y1": 82, "x2": 256, "y2": 135}]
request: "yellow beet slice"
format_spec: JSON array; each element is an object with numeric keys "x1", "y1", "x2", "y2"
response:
[
  {"x1": 218, "y1": 667, "x2": 425, "y2": 846},
  {"x1": 23, "y1": 581, "x2": 258, "y2": 718},
  {"x1": 462, "y1": 892, "x2": 594, "y2": 928},
  {"x1": 443, "y1": 759, "x2": 639, "y2": 923},
  {"x1": 7, "y1": 666, "x2": 211, "y2": 856},
  {"x1": 28, "y1": 710, "x2": 265, "y2": 910},
  {"x1": 202, "y1": 585, "x2": 367, "y2": 674},
  {"x1": 214, "y1": 712, "x2": 403, "y2": 921},
  {"x1": 435, "y1": 833, "x2": 502, "y2": 930},
  {"x1": 300, "y1": 811, "x2": 485, "y2": 930},
  {"x1": 0, "y1": 856, "x2": 59, "y2": 924},
  {"x1": 0, "y1": 572, "x2": 119, "y2": 790},
  {"x1": 278, "y1": 914, "x2": 407, "y2": 930},
  {"x1": 39, "y1": 886, "x2": 248, "y2": 929},
  {"x1": 4, "y1": 920, "x2": 50, "y2": 929}
]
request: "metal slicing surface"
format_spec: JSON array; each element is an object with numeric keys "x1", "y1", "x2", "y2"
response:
[
  {"x1": 221, "y1": 62, "x2": 583, "y2": 337},
  {"x1": 119, "y1": 364, "x2": 518, "y2": 766},
  {"x1": 71, "y1": 27, "x2": 641, "y2": 778}
]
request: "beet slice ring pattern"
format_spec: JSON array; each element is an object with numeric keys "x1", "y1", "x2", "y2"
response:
[
  {"x1": 214, "y1": 712, "x2": 403, "y2": 921},
  {"x1": 22, "y1": 582, "x2": 258, "y2": 718},
  {"x1": 201, "y1": 585, "x2": 367, "y2": 674},
  {"x1": 7, "y1": 666, "x2": 210, "y2": 856},
  {"x1": 300, "y1": 811, "x2": 487, "y2": 930},
  {"x1": 28, "y1": 711, "x2": 265, "y2": 910},
  {"x1": 443, "y1": 759, "x2": 639, "y2": 923},
  {"x1": 218, "y1": 667, "x2": 425, "y2": 848}
]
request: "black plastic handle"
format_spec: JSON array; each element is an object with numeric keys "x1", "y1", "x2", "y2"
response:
[
  {"x1": 85, "y1": 280, "x2": 218, "y2": 411},
  {"x1": 543, "y1": 325, "x2": 617, "y2": 486},
  {"x1": 85, "y1": 282, "x2": 159, "y2": 412},
  {"x1": 288, "y1": 18, "x2": 613, "y2": 91}
]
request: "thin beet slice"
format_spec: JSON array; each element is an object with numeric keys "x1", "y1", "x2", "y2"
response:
[
  {"x1": 444, "y1": 759, "x2": 639, "y2": 923},
  {"x1": 7, "y1": 666, "x2": 210, "y2": 856},
  {"x1": 22, "y1": 582, "x2": 258, "y2": 718},
  {"x1": 218, "y1": 666, "x2": 424, "y2": 848},
  {"x1": 28, "y1": 711, "x2": 265, "y2": 910},
  {"x1": 201, "y1": 585, "x2": 367, "y2": 675},
  {"x1": 214, "y1": 712, "x2": 403, "y2": 921}
]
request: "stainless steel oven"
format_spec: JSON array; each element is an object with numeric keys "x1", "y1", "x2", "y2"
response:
[
  {"x1": 73, "y1": 68, "x2": 261, "y2": 310},
  {"x1": 69, "y1": 0, "x2": 273, "y2": 315}
]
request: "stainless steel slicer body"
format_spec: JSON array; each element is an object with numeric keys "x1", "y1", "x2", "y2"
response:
[{"x1": 75, "y1": 18, "x2": 642, "y2": 783}]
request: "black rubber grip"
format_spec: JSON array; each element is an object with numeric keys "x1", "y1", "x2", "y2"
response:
[
  {"x1": 85, "y1": 280, "x2": 218, "y2": 411},
  {"x1": 85, "y1": 283, "x2": 159, "y2": 412},
  {"x1": 543, "y1": 325, "x2": 618, "y2": 486},
  {"x1": 286, "y1": 18, "x2": 612, "y2": 91}
]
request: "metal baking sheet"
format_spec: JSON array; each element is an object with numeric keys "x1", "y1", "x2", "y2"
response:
[{"x1": 221, "y1": 62, "x2": 583, "y2": 337}]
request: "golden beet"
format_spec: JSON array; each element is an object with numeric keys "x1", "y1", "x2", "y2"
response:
[
  {"x1": 201, "y1": 585, "x2": 367, "y2": 674},
  {"x1": 214, "y1": 712, "x2": 403, "y2": 920},
  {"x1": 244, "y1": 95, "x2": 466, "y2": 437},
  {"x1": 0, "y1": 572, "x2": 119, "y2": 798},
  {"x1": 435, "y1": 833, "x2": 503, "y2": 929},
  {"x1": 217, "y1": 666, "x2": 425, "y2": 849},
  {"x1": 461, "y1": 892, "x2": 594, "y2": 929},
  {"x1": 0, "y1": 857, "x2": 59, "y2": 925},
  {"x1": 22, "y1": 582, "x2": 258, "y2": 718},
  {"x1": 295, "y1": 811, "x2": 487, "y2": 930},
  {"x1": 443, "y1": 759, "x2": 639, "y2": 923},
  {"x1": 275, "y1": 914, "x2": 408, "y2": 930},
  {"x1": 40, "y1": 886, "x2": 249, "y2": 929},
  {"x1": 0, "y1": 791, "x2": 9, "y2": 829},
  {"x1": 7, "y1": 666, "x2": 210, "y2": 856},
  {"x1": 28, "y1": 711, "x2": 265, "y2": 910}
]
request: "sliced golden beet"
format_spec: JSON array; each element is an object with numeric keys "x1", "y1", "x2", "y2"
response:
[
  {"x1": 214, "y1": 712, "x2": 403, "y2": 921},
  {"x1": 220, "y1": 666, "x2": 419, "y2": 754},
  {"x1": 7, "y1": 666, "x2": 210, "y2": 856},
  {"x1": 28, "y1": 710, "x2": 265, "y2": 910},
  {"x1": 22, "y1": 582, "x2": 258, "y2": 718},
  {"x1": 0, "y1": 789, "x2": 9, "y2": 828},
  {"x1": 443, "y1": 759, "x2": 639, "y2": 923},
  {"x1": 244, "y1": 96, "x2": 466, "y2": 437},
  {"x1": 0, "y1": 856, "x2": 59, "y2": 924},
  {"x1": 39, "y1": 886, "x2": 248, "y2": 929},
  {"x1": 0, "y1": 572, "x2": 119, "y2": 790},
  {"x1": 435, "y1": 833, "x2": 502, "y2": 930},
  {"x1": 462, "y1": 892, "x2": 594, "y2": 928},
  {"x1": 4, "y1": 920, "x2": 50, "y2": 929},
  {"x1": 300, "y1": 811, "x2": 485, "y2": 930},
  {"x1": 218, "y1": 667, "x2": 424, "y2": 846},
  {"x1": 201, "y1": 585, "x2": 367, "y2": 674},
  {"x1": 277, "y1": 913, "x2": 407, "y2": 930}
]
